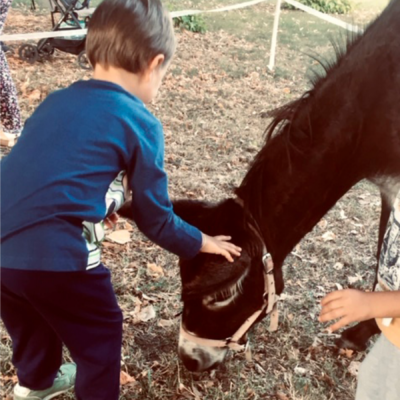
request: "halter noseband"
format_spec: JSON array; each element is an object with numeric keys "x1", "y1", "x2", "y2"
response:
[{"x1": 180, "y1": 247, "x2": 279, "y2": 352}]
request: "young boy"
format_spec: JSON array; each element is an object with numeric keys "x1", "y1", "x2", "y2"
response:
[
  {"x1": 319, "y1": 190, "x2": 400, "y2": 399},
  {"x1": 0, "y1": 1, "x2": 241, "y2": 399}
]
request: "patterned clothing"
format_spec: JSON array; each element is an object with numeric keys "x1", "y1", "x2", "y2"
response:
[
  {"x1": 375, "y1": 190, "x2": 400, "y2": 348},
  {"x1": 82, "y1": 171, "x2": 129, "y2": 269},
  {"x1": 377, "y1": 192, "x2": 400, "y2": 293},
  {"x1": 0, "y1": 0, "x2": 22, "y2": 134}
]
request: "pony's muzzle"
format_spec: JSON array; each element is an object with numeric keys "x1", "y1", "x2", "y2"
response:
[{"x1": 178, "y1": 336, "x2": 228, "y2": 372}]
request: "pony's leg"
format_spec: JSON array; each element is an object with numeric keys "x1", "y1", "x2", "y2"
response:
[{"x1": 336, "y1": 192, "x2": 392, "y2": 351}]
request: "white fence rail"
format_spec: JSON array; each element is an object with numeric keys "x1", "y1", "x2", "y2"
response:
[{"x1": 0, "y1": 0, "x2": 363, "y2": 70}]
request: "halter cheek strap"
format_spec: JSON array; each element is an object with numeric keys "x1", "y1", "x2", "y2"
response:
[{"x1": 263, "y1": 253, "x2": 279, "y2": 331}]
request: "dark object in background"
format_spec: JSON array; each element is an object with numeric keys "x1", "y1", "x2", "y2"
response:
[
  {"x1": 1, "y1": 41, "x2": 10, "y2": 52},
  {"x1": 19, "y1": 0, "x2": 92, "y2": 70}
]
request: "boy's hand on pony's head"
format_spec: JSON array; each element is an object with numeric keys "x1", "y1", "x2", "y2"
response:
[
  {"x1": 319, "y1": 289, "x2": 373, "y2": 333},
  {"x1": 200, "y1": 234, "x2": 242, "y2": 263}
]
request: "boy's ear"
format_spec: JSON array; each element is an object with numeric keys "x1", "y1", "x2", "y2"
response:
[
  {"x1": 150, "y1": 54, "x2": 165, "y2": 69},
  {"x1": 143, "y1": 54, "x2": 165, "y2": 81}
]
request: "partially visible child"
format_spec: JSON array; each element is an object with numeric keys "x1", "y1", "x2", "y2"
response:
[
  {"x1": 0, "y1": 1, "x2": 241, "y2": 399},
  {"x1": 0, "y1": 0, "x2": 23, "y2": 146},
  {"x1": 319, "y1": 190, "x2": 400, "y2": 400}
]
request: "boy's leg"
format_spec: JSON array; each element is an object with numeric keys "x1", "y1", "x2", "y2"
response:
[
  {"x1": 2, "y1": 265, "x2": 122, "y2": 400},
  {"x1": 1, "y1": 270, "x2": 63, "y2": 390},
  {"x1": 3, "y1": 265, "x2": 123, "y2": 400},
  {"x1": 56, "y1": 265, "x2": 123, "y2": 400}
]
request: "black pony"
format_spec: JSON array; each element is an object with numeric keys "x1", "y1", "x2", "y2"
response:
[{"x1": 120, "y1": 0, "x2": 400, "y2": 372}]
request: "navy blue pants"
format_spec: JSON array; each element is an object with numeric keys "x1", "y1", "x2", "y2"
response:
[{"x1": 1, "y1": 264, "x2": 123, "y2": 400}]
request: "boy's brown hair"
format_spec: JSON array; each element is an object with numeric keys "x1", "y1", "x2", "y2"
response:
[{"x1": 86, "y1": 0, "x2": 176, "y2": 73}]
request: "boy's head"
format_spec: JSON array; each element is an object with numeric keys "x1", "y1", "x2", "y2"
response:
[{"x1": 86, "y1": 0, "x2": 176, "y2": 101}]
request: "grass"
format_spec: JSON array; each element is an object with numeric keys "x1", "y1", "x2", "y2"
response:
[{"x1": 353, "y1": 0, "x2": 388, "y2": 11}]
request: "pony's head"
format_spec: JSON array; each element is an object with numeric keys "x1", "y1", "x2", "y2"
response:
[{"x1": 174, "y1": 199, "x2": 282, "y2": 372}]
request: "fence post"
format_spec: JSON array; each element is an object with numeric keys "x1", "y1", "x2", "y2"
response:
[{"x1": 268, "y1": 0, "x2": 282, "y2": 71}]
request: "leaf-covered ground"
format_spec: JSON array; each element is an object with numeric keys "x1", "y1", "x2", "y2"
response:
[{"x1": 1, "y1": 1, "x2": 389, "y2": 399}]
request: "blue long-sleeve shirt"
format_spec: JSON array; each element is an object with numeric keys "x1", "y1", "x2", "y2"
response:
[{"x1": 0, "y1": 80, "x2": 202, "y2": 271}]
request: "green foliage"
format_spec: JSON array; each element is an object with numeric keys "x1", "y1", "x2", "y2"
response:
[
  {"x1": 283, "y1": 0, "x2": 353, "y2": 14},
  {"x1": 173, "y1": 14, "x2": 206, "y2": 33}
]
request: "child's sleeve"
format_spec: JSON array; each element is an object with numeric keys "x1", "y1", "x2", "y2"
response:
[{"x1": 127, "y1": 122, "x2": 203, "y2": 259}]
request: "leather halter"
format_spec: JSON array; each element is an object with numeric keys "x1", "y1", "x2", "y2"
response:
[{"x1": 180, "y1": 247, "x2": 279, "y2": 352}]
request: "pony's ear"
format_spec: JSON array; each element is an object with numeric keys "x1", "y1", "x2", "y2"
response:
[
  {"x1": 181, "y1": 251, "x2": 252, "y2": 301},
  {"x1": 172, "y1": 199, "x2": 214, "y2": 227},
  {"x1": 119, "y1": 199, "x2": 214, "y2": 226}
]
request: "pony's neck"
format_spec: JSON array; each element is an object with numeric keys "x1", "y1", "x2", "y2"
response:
[{"x1": 237, "y1": 127, "x2": 365, "y2": 268}]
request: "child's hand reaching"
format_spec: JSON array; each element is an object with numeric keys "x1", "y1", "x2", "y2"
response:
[
  {"x1": 201, "y1": 233, "x2": 242, "y2": 262},
  {"x1": 319, "y1": 289, "x2": 372, "y2": 332}
]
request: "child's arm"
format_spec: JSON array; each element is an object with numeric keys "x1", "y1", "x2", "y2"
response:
[
  {"x1": 106, "y1": 212, "x2": 240, "y2": 262},
  {"x1": 124, "y1": 122, "x2": 241, "y2": 262},
  {"x1": 319, "y1": 289, "x2": 400, "y2": 332}
]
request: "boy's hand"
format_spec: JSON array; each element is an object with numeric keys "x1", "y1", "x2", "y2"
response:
[
  {"x1": 319, "y1": 289, "x2": 372, "y2": 332},
  {"x1": 200, "y1": 234, "x2": 242, "y2": 262}
]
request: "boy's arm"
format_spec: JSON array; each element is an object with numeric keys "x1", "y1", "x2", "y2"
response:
[
  {"x1": 125, "y1": 123, "x2": 240, "y2": 260},
  {"x1": 319, "y1": 289, "x2": 400, "y2": 332}
]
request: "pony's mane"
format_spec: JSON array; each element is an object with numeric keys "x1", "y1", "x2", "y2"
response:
[
  {"x1": 265, "y1": 30, "x2": 364, "y2": 145},
  {"x1": 236, "y1": 27, "x2": 371, "y2": 184},
  {"x1": 235, "y1": 26, "x2": 374, "y2": 258}
]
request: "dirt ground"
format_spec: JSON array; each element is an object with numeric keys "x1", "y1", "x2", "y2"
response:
[{"x1": 0, "y1": 1, "x2": 390, "y2": 399}]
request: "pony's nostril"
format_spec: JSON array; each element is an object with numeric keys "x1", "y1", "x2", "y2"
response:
[{"x1": 180, "y1": 353, "x2": 200, "y2": 372}]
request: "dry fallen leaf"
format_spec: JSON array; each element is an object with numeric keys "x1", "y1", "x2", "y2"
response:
[
  {"x1": 138, "y1": 305, "x2": 156, "y2": 322},
  {"x1": 28, "y1": 89, "x2": 41, "y2": 103},
  {"x1": 339, "y1": 348, "x2": 354, "y2": 358},
  {"x1": 335, "y1": 283, "x2": 344, "y2": 290},
  {"x1": 294, "y1": 366, "x2": 307, "y2": 375},
  {"x1": 317, "y1": 219, "x2": 328, "y2": 230},
  {"x1": 158, "y1": 319, "x2": 175, "y2": 327},
  {"x1": 321, "y1": 231, "x2": 336, "y2": 242},
  {"x1": 120, "y1": 370, "x2": 135, "y2": 385},
  {"x1": 124, "y1": 221, "x2": 134, "y2": 231},
  {"x1": 333, "y1": 262, "x2": 344, "y2": 270},
  {"x1": 191, "y1": 384, "x2": 202, "y2": 399},
  {"x1": 348, "y1": 274, "x2": 362, "y2": 284},
  {"x1": 348, "y1": 361, "x2": 361, "y2": 376},
  {"x1": 147, "y1": 263, "x2": 164, "y2": 278},
  {"x1": 276, "y1": 392, "x2": 290, "y2": 400},
  {"x1": 106, "y1": 230, "x2": 131, "y2": 244}
]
